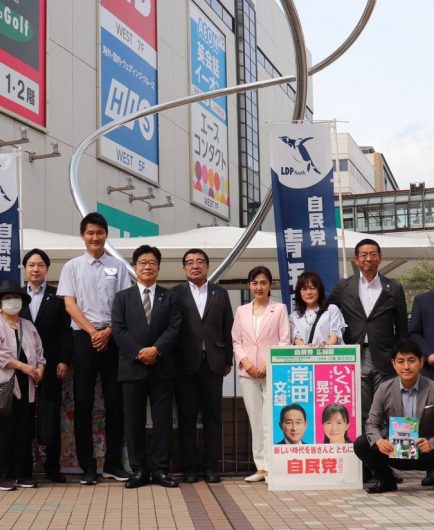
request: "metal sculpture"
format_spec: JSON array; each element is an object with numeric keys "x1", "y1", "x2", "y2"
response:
[{"x1": 69, "y1": 0, "x2": 376, "y2": 280}]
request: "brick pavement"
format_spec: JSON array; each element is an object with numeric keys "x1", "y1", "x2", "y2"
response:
[{"x1": 0, "y1": 471, "x2": 433, "y2": 530}]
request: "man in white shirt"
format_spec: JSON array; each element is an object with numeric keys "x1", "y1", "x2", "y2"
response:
[
  {"x1": 57, "y1": 212, "x2": 131, "y2": 485},
  {"x1": 329, "y1": 238, "x2": 408, "y2": 425}
]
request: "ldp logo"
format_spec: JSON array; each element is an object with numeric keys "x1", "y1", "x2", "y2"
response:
[
  {"x1": 276, "y1": 135, "x2": 328, "y2": 189},
  {"x1": 0, "y1": 154, "x2": 17, "y2": 214}
]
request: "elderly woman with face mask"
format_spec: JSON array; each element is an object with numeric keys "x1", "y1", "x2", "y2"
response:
[{"x1": 0, "y1": 281, "x2": 45, "y2": 491}]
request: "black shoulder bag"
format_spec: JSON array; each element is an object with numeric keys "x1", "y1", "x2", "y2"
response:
[{"x1": 307, "y1": 309, "x2": 326, "y2": 344}]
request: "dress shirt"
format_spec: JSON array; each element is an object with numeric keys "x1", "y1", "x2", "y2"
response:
[
  {"x1": 27, "y1": 282, "x2": 46, "y2": 321},
  {"x1": 57, "y1": 251, "x2": 131, "y2": 330},
  {"x1": 137, "y1": 282, "x2": 156, "y2": 309},
  {"x1": 188, "y1": 280, "x2": 208, "y2": 318},
  {"x1": 359, "y1": 272, "x2": 382, "y2": 343},
  {"x1": 359, "y1": 272, "x2": 382, "y2": 317},
  {"x1": 400, "y1": 377, "x2": 420, "y2": 418}
]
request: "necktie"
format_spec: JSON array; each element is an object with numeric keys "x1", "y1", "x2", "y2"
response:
[{"x1": 143, "y1": 288, "x2": 151, "y2": 324}]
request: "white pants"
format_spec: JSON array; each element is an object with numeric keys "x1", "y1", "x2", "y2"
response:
[{"x1": 240, "y1": 376, "x2": 267, "y2": 471}]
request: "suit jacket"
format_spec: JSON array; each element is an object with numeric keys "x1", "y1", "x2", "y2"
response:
[
  {"x1": 365, "y1": 375, "x2": 434, "y2": 446},
  {"x1": 329, "y1": 273, "x2": 408, "y2": 375},
  {"x1": 172, "y1": 281, "x2": 233, "y2": 375},
  {"x1": 408, "y1": 290, "x2": 434, "y2": 380},
  {"x1": 20, "y1": 284, "x2": 72, "y2": 385},
  {"x1": 232, "y1": 299, "x2": 290, "y2": 378},
  {"x1": 112, "y1": 284, "x2": 182, "y2": 382}
]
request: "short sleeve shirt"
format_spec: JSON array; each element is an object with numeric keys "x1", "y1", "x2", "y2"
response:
[{"x1": 57, "y1": 252, "x2": 131, "y2": 330}]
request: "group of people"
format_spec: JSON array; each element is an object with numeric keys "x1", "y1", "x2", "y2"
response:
[{"x1": 0, "y1": 213, "x2": 433, "y2": 495}]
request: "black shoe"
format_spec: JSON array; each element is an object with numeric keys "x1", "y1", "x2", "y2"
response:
[
  {"x1": 80, "y1": 470, "x2": 97, "y2": 485},
  {"x1": 102, "y1": 465, "x2": 130, "y2": 482},
  {"x1": 14, "y1": 477, "x2": 37, "y2": 488},
  {"x1": 422, "y1": 471, "x2": 434, "y2": 486},
  {"x1": 0, "y1": 477, "x2": 16, "y2": 491},
  {"x1": 183, "y1": 472, "x2": 199, "y2": 484},
  {"x1": 46, "y1": 471, "x2": 67, "y2": 483},
  {"x1": 204, "y1": 471, "x2": 221, "y2": 483},
  {"x1": 366, "y1": 479, "x2": 397, "y2": 494},
  {"x1": 125, "y1": 471, "x2": 150, "y2": 489},
  {"x1": 152, "y1": 473, "x2": 179, "y2": 488}
]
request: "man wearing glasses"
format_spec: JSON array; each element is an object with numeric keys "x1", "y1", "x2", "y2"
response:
[
  {"x1": 112, "y1": 245, "x2": 182, "y2": 489},
  {"x1": 330, "y1": 238, "x2": 408, "y2": 426},
  {"x1": 173, "y1": 248, "x2": 233, "y2": 484}
]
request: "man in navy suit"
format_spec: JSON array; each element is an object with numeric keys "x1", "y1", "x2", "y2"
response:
[
  {"x1": 21, "y1": 248, "x2": 72, "y2": 483},
  {"x1": 112, "y1": 245, "x2": 182, "y2": 489},
  {"x1": 409, "y1": 290, "x2": 434, "y2": 485}
]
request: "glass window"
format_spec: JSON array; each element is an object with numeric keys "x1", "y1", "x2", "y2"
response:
[
  {"x1": 381, "y1": 204, "x2": 396, "y2": 230},
  {"x1": 339, "y1": 159, "x2": 348, "y2": 171},
  {"x1": 368, "y1": 206, "x2": 382, "y2": 232},
  {"x1": 424, "y1": 201, "x2": 434, "y2": 227},
  {"x1": 396, "y1": 203, "x2": 408, "y2": 229},
  {"x1": 409, "y1": 201, "x2": 423, "y2": 228},
  {"x1": 356, "y1": 206, "x2": 368, "y2": 232}
]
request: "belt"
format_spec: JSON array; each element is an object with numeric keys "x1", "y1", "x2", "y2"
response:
[{"x1": 362, "y1": 343, "x2": 369, "y2": 347}]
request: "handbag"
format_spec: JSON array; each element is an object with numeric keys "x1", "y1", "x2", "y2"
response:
[
  {"x1": 0, "y1": 374, "x2": 14, "y2": 417},
  {"x1": 0, "y1": 321, "x2": 23, "y2": 417}
]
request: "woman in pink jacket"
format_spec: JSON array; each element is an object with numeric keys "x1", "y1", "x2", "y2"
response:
[{"x1": 232, "y1": 266, "x2": 290, "y2": 482}]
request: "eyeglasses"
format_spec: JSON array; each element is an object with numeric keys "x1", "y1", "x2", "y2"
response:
[
  {"x1": 136, "y1": 260, "x2": 159, "y2": 268},
  {"x1": 300, "y1": 286, "x2": 317, "y2": 292},
  {"x1": 357, "y1": 252, "x2": 380, "y2": 259},
  {"x1": 184, "y1": 259, "x2": 207, "y2": 267}
]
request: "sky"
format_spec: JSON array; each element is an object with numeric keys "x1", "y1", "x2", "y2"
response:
[{"x1": 291, "y1": 0, "x2": 434, "y2": 189}]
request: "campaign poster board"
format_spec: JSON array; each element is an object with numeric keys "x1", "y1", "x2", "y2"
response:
[
  {"x1": 189, "y1": 1, "x2": 229, "y2": 219},
  {"x1": 97, "y1": 0, "x2": 159, "y2": 183},
  {"x1": 0, "y1": 0, "x2": 46, "y2": 128},
  {"x1": 0, "y1": 150, "x2": 20, "y2": 282},
  {"x1": 268, "y1": 345, "x2": 362, "y2": 491},
  {"x1": 269, "y1": 122, "x2": 339, "y2": 311}
]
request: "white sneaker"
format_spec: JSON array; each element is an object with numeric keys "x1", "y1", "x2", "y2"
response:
[{"x1": 245, "y1": 472, "x2": 266, "y2": 482}]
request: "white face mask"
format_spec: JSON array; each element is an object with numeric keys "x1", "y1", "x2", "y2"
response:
[{"x1": 1, "y1": 297, "x2": 23, "y2": 315}]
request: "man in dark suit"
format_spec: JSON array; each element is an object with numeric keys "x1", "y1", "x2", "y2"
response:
[
  {"x1": 112, "y1": 245, "x2": 182, "y2": 489},
  {"x1": 173, "y1": 248, "x2": 233, "y2": 484},
  {"x1": 329, "y1": 238, "x2": 408, "y2": 424},
  {"x1": 21, "y1": 248, "x2": 72, "y2": 483},
  {"x1": 354, "y1": 339, "x2": 434, "y2": 493},
  {"x1": 408, "y1": 290, "x2": 434, "y2": 485}
]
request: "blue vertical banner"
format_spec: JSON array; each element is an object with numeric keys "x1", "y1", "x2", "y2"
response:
[
  {"x1": 269, "y1": 123, "x2": 339, "y2": 310},
  {"x1": 0, "y1": 151, "x2": 20, "y2": 283}
]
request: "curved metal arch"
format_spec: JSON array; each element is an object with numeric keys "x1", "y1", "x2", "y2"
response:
[{"x1": 69, "y1": 0, "x2": 376, "y2": 279}]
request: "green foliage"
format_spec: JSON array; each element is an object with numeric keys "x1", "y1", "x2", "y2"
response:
[{"x1": 399, "y1": 259, "x2": 434, "y2": 311}]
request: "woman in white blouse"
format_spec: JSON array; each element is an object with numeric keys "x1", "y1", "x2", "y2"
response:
[
  {"x1": 290, "y1": 271, "x2": 346, "y2": 346},
  {"x1": 232, "y1": 266, "x2": 291, "y2": 482}
]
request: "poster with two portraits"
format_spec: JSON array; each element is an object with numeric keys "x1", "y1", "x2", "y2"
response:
[{"x1": 267, "y1": 346, "x2": 362, "y2": 490}]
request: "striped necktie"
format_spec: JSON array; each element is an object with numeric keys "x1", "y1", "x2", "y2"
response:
[{"x1": 143, "y1": 288, "x2": 151, "y2": 324}]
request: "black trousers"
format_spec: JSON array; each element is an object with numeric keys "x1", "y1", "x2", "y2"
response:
[
  {"x1": 38, "y1": 377, "x2": 63, "y2": 474},
  {"x1": 72, "y1": 331, "x2": 124, "y2": 472},
  {"x1": 0, "y1": 396, "x2": 34, "y2": 479},
  {"x1": 176, "y1": 357, "x2": 223, "y2": 472},
  {"x1": 123, "y1": 376, "x2": 174, "y2": 475},
  {"x1": 354, "y1": 434, "x2": 434, "y2": 479}
]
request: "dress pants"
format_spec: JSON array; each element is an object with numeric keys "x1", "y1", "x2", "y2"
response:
[
  {"x1": 0, "y1": 392, "x2": 33, "y2": 479},
  {"x1": 122, "y1": 375, "x2": 174, "y2": 475},
  {"x1": 240, "y1": 376, "x2": 267, "y2": 471},
  {"x1": 176, "y1": 356, "x2": 223, "y2": 472},
  {"x1": 72, "y1": 331, "x2": 124, "y2": 473},
  {"x1": 354, "y1": 434, "x2": 434, "y2": 478},
  {"x1": 39, "y1": 377, "x2": 63, "y2": 475},
  {"x1": 361, "y1": 346, "x2": 394, "y2": 426}
]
